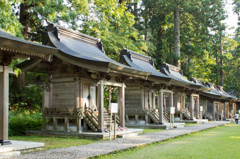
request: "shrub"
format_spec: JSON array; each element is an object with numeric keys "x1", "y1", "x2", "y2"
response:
[{"x1": 9, "y1": 111, "x2": 44, "y2": 136}]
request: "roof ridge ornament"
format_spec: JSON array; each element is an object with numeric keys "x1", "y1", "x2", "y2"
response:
[
  {"x1": 190, "y1": 77, "x2": 205, "y2": 86},
  {"x1": 97, "y1": 41, "x2": 105, "y2": 53}
]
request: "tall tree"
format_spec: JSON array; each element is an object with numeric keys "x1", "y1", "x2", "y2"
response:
[
  {"x1": 16, "y1": 0, "x2": 89, "y2": 41},
  {"x1": 81, "y1": 0, "x2": 148, "y2": 60},
  {"x1": 0, "y1": 0, "x2": 23, "y2": 37}
]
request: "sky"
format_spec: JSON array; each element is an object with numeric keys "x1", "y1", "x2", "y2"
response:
[{"x1": 223, "y1": 0, "x2": 238, "y2": 35}]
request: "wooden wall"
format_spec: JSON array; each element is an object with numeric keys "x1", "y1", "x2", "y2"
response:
[
  {"x1": 125, "y1": 89, "x2": 141, "y2": 113},
  {"x1": 52, "y1": 82, "x2": 75, "y2": 108}
]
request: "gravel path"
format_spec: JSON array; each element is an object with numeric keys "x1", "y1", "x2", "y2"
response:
[{"x1": 13, "y1": 121, "x2": 230, "y2": 159}]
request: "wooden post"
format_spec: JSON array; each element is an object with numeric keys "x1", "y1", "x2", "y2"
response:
[
  {"x1": 190, "y1": 94, "x2": 194, "y2": 120},
  {"x1": 216, "y1": 102, "x2": 219, "y2": 121},
  {"x1": 77, "y1": 117, "x2": 82, "y2": 133},
  {"x1": 158, "y1": 90, "x2": 163, "y2": 124},
  {"x1": 180, "y1": 95, "x2": 184, "y2": 120},
  {"x1": 170, "y1": 92, "x2": 173, "y2": 110},
  {"x1": 196, "y1": 96, "x2": 199, "y2": 119},
  {"x1": 119, "y1": 84, "x2": 125, "y2": 127},
  {"x1": 75, "y1": 80, "x2": 80, "y2": 108},
  {"x1": 42, "y1": 83, "x2": 49, "y2": 131},
  {"x1": 227, "y1": 103, "x2": 229, "y2": 119},
  {"x1": 145, "y1": 113, "x2": 148, "y2": 125},
  {"x1": 149, "y1": 91, "x2": 152, "y2": 110},
  {"x1": 53, "y1": 117, "x2": 58, "y2": 131},
  {"x1": 141, "y1": 88, "x2": 144, "y2": 110},
  {"x1": 0, "y1": 66, "x2": 11, "y2": 145},
  {"x1": 152, "y1": 90, "x2": 155, "y2": 110},
  {"x1": 213, "y1": 101, "x2": 216, "y2": 121},
  {"x1": 224, "y1": 102, "x2": 227, "y2": 120},
  {"x1": 97, "y1": 80, "x2": 104, "y2": 132},
  {"x1": 64, "y1": 116, "x2": 69, "y2": 132},
  {"x1": 135, "y1": 114, "x2": 138, "y2": 124}
]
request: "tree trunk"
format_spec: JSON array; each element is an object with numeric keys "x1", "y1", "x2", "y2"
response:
[
  {"x1": 20, "y1": 1, "x2": 29, "y2": 37},
  {"x1": 174, "y1": 8, "x2": 180, "y2": 67},
  {"x1": 216, "y1": 56, "x2": 218, "y2": 84},
  {"x1": 220, "y1": 34, "x2": 223, "y2": 86}
]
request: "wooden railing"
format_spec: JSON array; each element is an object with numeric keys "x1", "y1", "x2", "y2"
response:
[
  {"x1": 163, "y1": 110, "x2": 170, "y2": 122},
  {"x1": 84, "y1": 107, "x2": 98, "y2": 132}
]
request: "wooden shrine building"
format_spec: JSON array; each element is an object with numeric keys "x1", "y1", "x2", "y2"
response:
[
  {"x1": 0, "y1": 28, "x2": 59, "y2": 145},
  {"x1": 191, "y1": 78, "x2": 237, "y2": 121},
  {"x1": 17, "y1": 24, "x2": 150, "y2": 133},
  {"x1": 119, "y1": 49, "x2": 204, "y2": 126},
  {"x1": 159, "y1": 63, "x2": 210, "y2": 121}
]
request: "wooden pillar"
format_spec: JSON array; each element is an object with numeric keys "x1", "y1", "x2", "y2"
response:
[
  {"x1": 190, "y1": 94, "x2": 194, "y2": 120},
  {"x1": 42, "y1": 83, "x2": 49, "y2": 130},
  {"x1": 64, "y1": 116, "x2": 69, "y2": 132},
  {"x1": 97, "y1": 80, "x2": 104, "y2": 132},
  {"x1": 170, "y1": 92, "x2": 173, "y2": 108},
  {"x1": 119, "y1": 84, "x2": 125, "y2": 127},
  {"x1": 53, "y1": 117, "x2": 58, "y2": 131},
  {"x1": 152, "y1": 91, "x2": 155, "y2": 110},
  {"x1": 227, "y1": 103, "x2": 229, "y2": 119},
  {"x1": 141, "y1": 88, "x2": 144, "y2": 110},
  {"x1": 196, "y1": 96, "x2": 199, "y2": 119},
  {"x1": 145, "y1": 114, "x2": 148, "y2": 124},
  {"x1": 224, "y1": 102, "x2": 227, "y2": 120},
  {"x1": 0, "y1": 66, "x2": 10, "y2": 144},
  {"x1": 216, "y1": 102, "x2": 219, "y2": 121},
  {"x1": 158, "y1": 90, "x2": 163, "y2": 124},
  {"x1": 77, "y1": 117, "x2": 82, "y2": 133},
  {"x1": 149, "y1": 91, "x2": 152, "y2": 110},
  {"x1": 135, "y1": 114, "x2": 138, "y2": 124},
  {"x1": 234, "y1": 103, "x2": 236, "y2": 115},
  {"x1": 75, "y1": 80, "x2": 80, "y2": 108},
  {"x1": 213, "y1": 101, "x2": 216, "y2": 121}
]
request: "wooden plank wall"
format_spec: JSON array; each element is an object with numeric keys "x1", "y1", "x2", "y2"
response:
[
  {"x1": 207, "y1": 102, "x2": 213, "y2": 113},
  {"x1": 52, "y1": 82, "x2": 75, "y2": 108},
  {"x1": 219, "y1": 103, "x2": 224, "y2": 111},
  {"x1": 125, "y1": 89, "x2": 141, "y2": 113}
]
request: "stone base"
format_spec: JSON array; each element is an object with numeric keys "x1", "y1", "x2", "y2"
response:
[{"x1": 0, "y1": 140, "x2": 12, "y2": 146}]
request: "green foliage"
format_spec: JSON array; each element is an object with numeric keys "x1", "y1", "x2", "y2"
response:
[
  {"x1": 81, "y1": 0, "x2": 148, "y2": 61},
  {"x1": 0, "y1": 0, "x2": 23, "y2": 37},
  {"x1": 9, "y1": 85, "x2": 42, "y2": 112},
  {"x1": 104, "y1": 86, "x2": 118, "y2": 108},
  {"x1": 9, "y1": 111, "x2": 44, "y2": 136}
]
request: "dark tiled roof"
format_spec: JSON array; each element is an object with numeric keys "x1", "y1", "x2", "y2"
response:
[
  {"x1": 0, "y1": 28, "x2": 58, "y2": 60},
  {"x1": 45, "y1": 24, "x2": 150, "y2": 76},
  {"x1": 160, "y1": 63, "x2": 203, "y2": 88},
  {"x1": 0, "y1": 28, "x2": 56, "y2": 49},
  {"x1": 119, "y1": 49, "x2": 170, "y2": 80}
]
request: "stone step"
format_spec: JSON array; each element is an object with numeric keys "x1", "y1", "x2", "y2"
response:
[{"x1": 0, "y1": 151, "x2": 21, "y2": 158}]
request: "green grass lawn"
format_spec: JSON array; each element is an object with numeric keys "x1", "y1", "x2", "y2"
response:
[
  {"x1": 98, "y1": 123, "x2": 240, "y2": 159},
  {"x1": 9, "y1": 135, "x2": 99, "y2": 151},
  {"x1": 9, "y1": 128, "x2": 162, "y2": 151}
]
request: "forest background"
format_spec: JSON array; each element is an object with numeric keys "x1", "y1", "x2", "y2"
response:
[{"x1": 1, "y1": 0, "x2": 240, "y2": 135}]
